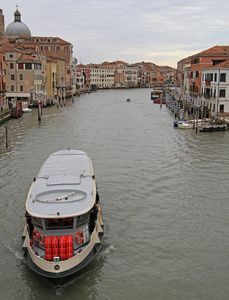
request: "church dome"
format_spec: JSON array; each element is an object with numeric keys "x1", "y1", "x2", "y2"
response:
[{"x1": 5, "y1": 8, "x2": 31, "y2": 38}]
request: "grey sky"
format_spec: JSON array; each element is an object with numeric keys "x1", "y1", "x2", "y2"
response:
[{"x1": 2, "y1": 0, "x2": 229, "y2": 68}]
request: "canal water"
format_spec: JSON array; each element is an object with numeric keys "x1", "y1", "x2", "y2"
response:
[{"x1": 0, "y1": 89, "x2": 229, "y2": 300}]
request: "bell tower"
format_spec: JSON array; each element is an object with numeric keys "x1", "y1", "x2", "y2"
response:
[{"x1": 0, "y1": 9, "x2": 5, "y2": 40}]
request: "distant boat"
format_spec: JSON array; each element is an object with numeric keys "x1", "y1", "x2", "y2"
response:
[
  {"x1": 199, "y1": 123, "x2": 227, "y2": 132},
  {"x1": 173, "y1": 119, "x2": 186, "y2": 127},
  {"x1": 178, "y1": 122, "x2": 193, "y2": 129},
  {"x1": 22, "y1": 108, "x2": 32, "y2": 113},
  {"x1": 151, "y1": 89, "x2": 166, "y2": 104},
  {"x1": 22, "y1": 149, "x2": 104, "y2": 279}
]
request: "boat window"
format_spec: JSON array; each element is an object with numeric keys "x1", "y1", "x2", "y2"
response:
[
  {"x1": 33, "y1": 217, "x2": 43, "y2": 229},
  {"x1": 75, "y1": 213, "x2": 89, "y2": 226},
  {"x1": 45, "y1": 218, "x2": 73, "y2": 230}
]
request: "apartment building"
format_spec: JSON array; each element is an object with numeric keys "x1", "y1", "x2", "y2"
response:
[
  {"x1": 200, "y1": 60, "x2": 229, "y2": 117},
  {"x1": 0, "y1": 45, "x2": 7, "y2": 109},
  {"x1": 117, "y1": 66, "x2": 138, "y2": 88},
  {"x1": 90, "y1": 67, "x2": 114, "y2": 88},
  {"x1": 177, "y1": 46, "x2": 229, "y2": 108},
  {"x1": 46, "y1": 57, "x2": 57, "y2": 98},
  {"x1": 4, "y1": 47, "x2": 42, "y2": 101}
]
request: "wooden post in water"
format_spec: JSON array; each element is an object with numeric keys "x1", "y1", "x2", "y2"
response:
[
  {"x1": 38, "y1": 101, "x2": 41, "y2": 121},
  {"x1": 6, "y1": 126, "x2": 8, "y2": 149}
]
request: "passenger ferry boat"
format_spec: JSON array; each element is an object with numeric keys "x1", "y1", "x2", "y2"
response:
[{"x1": 22, "y1": 149, "x2": 104, "y2": 279}]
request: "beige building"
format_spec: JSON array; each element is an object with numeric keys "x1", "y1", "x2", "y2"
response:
[
  {"x1": 5, "y1": 48, "x2": 42, "y2": 102},
  {"x1": 117, "y1": 66, "x2": 138, "y2": 87},
  {"x1": 46, "y1": 57, "x2": 57, "y2": 98},
  {"x1": 90, "y1": 68, "x2": 114, "y2": 88}
]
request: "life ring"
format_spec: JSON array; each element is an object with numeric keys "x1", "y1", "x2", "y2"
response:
[
  {"x1": 32, "y1": 229, "x2": 39, "y2": 242},
  {"x1": 75, "y1": 231, "x2": 84, "y2": 244},
  {"x1": 37, "y1": 233, "x2": 45, "y2": 246}
]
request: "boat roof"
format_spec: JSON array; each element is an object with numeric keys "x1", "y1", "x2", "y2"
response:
[{"x1": 26, "y1": 149, "x2": 96, "y2": 218}]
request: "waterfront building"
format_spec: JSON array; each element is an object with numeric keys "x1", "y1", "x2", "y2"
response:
[
  {"x1": 117, "y1": 65, "x2": 138, "y2": 88},
  {"x1": 158, "y1": 66, "x2": 176, "y2": 86},
  {"x1": 0, "y1": 45, "x2": 7, "y2": 110},
  {"x1": 46, "y1": 57, "x2": 57, "y2": 99},
  {"x1": 90, "y1": 67, "x2": 114, "y2": 88},
  {"x1": 150, "y1": 66, "x2": 164, "y2": 87},
  {"x1": 76, "y1": 64, "x2": 91, "y2": 88},
  {"x1": 4, "y1": 47, "x2": 43, "y2": 103},
  {"x1": 46, "y1": 52, "x2": 66, "y2": 98},
  {"x1": 31, "y1": 52, "x2": 47, "y2": 100},
  {"x1": 137, "y1": 65, "x2": 151, "y2": 87},
  {"x1": 177, "y1": 46, "x2": 229, "y2": 112},
  {"x1": 75, "y1": 68, "x2": 85, "y2": 90},
  {"x1": 0, "y1": 7, "x2": 74, "y2": 101},
  {"x1": 200, "y1": 60, "x2": 229, "y2": 118}
]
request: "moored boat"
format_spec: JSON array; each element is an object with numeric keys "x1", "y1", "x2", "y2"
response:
[
  {"x1": 22, "y1": 149, "x2": 104, "y2": 279},
  {"x1": 22, "y1": 107, "x2": 32, "y2": 113},
  {"x1": 151, "y1": 89, "x2": 166, "y2": 104},
  {"x1": 199, "y1": 123, "x2": 227, "y2": 132},
  {"x1": 178, "y1": 122, "x2": 194, "y2": 129}
]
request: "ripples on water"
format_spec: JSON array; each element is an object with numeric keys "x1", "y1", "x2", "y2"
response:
[{"x1": 0, "y1": 89, "x2": 229, "y2": 299}]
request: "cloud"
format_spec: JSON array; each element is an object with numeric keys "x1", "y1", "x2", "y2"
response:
[{"x1": 3, "y1": 0, "x2": 229, "y2": 67}]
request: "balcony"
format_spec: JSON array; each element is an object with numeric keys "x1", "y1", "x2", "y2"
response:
[{"x1": 204, "y1": 93, "x2": 211, "y2": 99}]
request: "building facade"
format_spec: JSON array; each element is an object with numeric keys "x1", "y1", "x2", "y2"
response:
[{"x1": 201, "y1": 60, "x2": 229, "y2": 118}]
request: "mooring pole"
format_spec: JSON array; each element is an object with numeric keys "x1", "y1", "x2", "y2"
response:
[
  {"x1": 38, "y1": 101, "x2": 41, "y2": 121},
  {"x1": 6, "y1": 126, "x2": 8, "y2": 149}
]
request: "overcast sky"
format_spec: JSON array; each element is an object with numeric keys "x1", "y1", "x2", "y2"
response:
[{"x1": 2, "y1": 0, "x2": 229, "y2": 68}]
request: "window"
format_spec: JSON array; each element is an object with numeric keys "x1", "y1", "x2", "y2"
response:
[
  {"x1": 10, "y1": 74, "x2": 15, "y2": 80},
  {"x1": 10, "y1": 85, "x2": 14, "y2": 91},
  {"x1": 34, "y1": 64, "x2": 41, "y2": 70},
  {"x1": 196, "y1": 71, "x2": 199, "y2": 78},
  {"x1": 76, "y1": 214, "x2": 88, "y2": 226},
  {"x1": 10, "y1": 63, "x2": 14, "y2": 69},
  {"x1": 220, "y1": 104, "x2": 224, "y2": 113},
  {"x1": 205, "y1": 73, "x2": 213, "y2": 81},
  {"x1": 33, "y1": 217, "x2": 43, "y2": 229},
  {"x1": 25, "y1": 63, "x2": 32, "y2": 70},
  {"x1": 44, "y1": 218, "x2": 73, "y2": 230},
  {"x1": 20, "y1": 85, "x2": 23, "y2": 92},
  {"x1": 214, "y1": 73, "x2": 217, "y2": 82},
  {"x1": 10, "y1": 54, "x2": 13, "y2": 58},
  {"x1": 220, "y1": 73, "x2": 226, "y2": 82},
  {"x1": 19, "y1": 74, "x2": 23, "y2": 80},
  {"x1": 18, "y1": 63, "x2": 24, "y2": 69},
  {"x1": 220, "y1": 89, "x2": 226, "y2": 97},
  {"x1": 56, "y1": 46, "x2": 60, "y2": 51}
]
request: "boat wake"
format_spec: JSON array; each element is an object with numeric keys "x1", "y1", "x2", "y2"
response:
[
  {"x1": 103, "y1": 244, "x2": 116, "y2": 255},
  {"x1": 5, "y1": 244, "x2": 24, "y2": 260}
]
